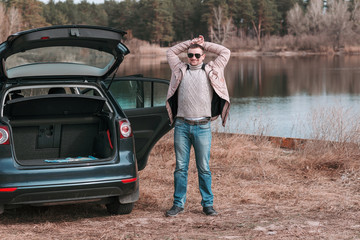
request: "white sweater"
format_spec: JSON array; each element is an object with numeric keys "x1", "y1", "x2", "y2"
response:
[{"x1": 177, "y1": 64, "x2": 213, "y2": 119}]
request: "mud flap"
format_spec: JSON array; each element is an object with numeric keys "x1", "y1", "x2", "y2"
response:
[
  {"x1": 0, "y1": 205, "x2": 3, "y2": 214},
  {"x1": 119, "y1": 184, "x2": 139, "y2": 204}
]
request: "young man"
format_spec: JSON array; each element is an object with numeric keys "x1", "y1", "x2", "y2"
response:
[{"x1": 165, "y1": 35, "x2": 231, "y2": 217}]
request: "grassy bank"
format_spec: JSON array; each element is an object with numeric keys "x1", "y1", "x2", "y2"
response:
[{"x1": 0, "y1": 131, "x2": 360, "y2": 239}]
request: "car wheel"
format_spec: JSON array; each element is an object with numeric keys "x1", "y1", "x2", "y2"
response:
[{"x1": 106, "y1": 198, "x2": 134, "y2": 215}]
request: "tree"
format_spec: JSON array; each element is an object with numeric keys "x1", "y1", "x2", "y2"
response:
[
  {"x1": 250, "y1": 0, "x2": 281, "y2": 47},
  {"x1": 55, "y1": 0, "x2": 80, "y2": 24},
  {"x1": 103, "y1": 0, "x2": 139, "y2": 36},
  {"x1": 0, "y1": 2, "x2": 22, "y2": 41},
  {"x1": 325, "y1": 0, "x2": 353, "y2": 50},
  {"x1": 10, "y1": 0, "x2": 48, "y2": 29},
  {"x1": 288, "y1": 0, "x2": 326, "y2": 35},
  {"x1": 273, "y1": 0, "x2": 300, "y2": 35},
  {"x1": 171, "y1": 0, "x2": 204, "y2": 40},
  {"x1": 202, "y1": 0, "x2": 235, "y2": 43},
  {"x1": 287, "y1": 0, "x2": 326, "y2": 36},
  {"x1": 132, "y1": 0, "x2": 174, "y2": 44},
  {"x1": 210, "y1": 5, "x2": 234, "y2": 44},
  {"x1": 287, "y1": 3, "x2": 307, "y2": 35},
  {"x1": 349, "y1": 0, "x2": 360, "y2": 33},
  {"x1": 43, "y1": 0, "x2": 69, "y2": 25},
  {"x1": 7, "y1": 5, "x2": 22, "y2": 35},
  {"x1": 0, "y1": 3, "x2": 8, "y2": 41},
  {"x1": 304, "y1": 0, "x2": 325, "y2": 34},
  {"x1": 77, "y1": 1, "x2": 107, "y2": 26},
  {"x1": 150, "y1": 0, "x2": 174, "y2": 43},
  {"x1": 230, "y1": 0, "x2": 254, "y2": 37}
]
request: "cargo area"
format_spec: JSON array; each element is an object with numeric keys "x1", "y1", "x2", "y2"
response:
[{"x1": 4, "y1": 94, "x2": 115, "y2": 165}]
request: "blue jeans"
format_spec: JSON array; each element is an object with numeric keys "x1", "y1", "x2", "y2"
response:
[{"x1": 173, "y1": 118, "x2": 213, "y2": 208}]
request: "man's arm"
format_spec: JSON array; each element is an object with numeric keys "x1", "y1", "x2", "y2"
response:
[
  {"x1": 166, "y1": 40, "x2": 191, "y2": 71},
  {"x1": 203, "y1": 42, "x2": 231, "y2": 69}
]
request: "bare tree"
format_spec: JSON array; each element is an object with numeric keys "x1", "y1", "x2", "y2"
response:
[
  {"x1": 210, "y1": 6, "x2": 234, "y2": 45},
  {"x1": 350, "y1": 0, "x2": 360, "y2": 34},
  {"x1": 325, "y1": 0, "x2": 353, "y2": 50},
  {"x1": 0, "y1": 3, "x2": 23, "y2": 42},
  {"x1": 0, "y1": 3, "x2": 7, "y2": 42},
  {"x1": 287, "y1": 3, "x2": 307, "y2": 36},
  {"x1": 7, "y1": 7, "x2": 22, "y2": 36},
  {"x1": 304, "y1": 0, "x2": 326, "y2": 34},
  {"x1": 287, "y1": 0, "x2": 359, "y2": 51}
]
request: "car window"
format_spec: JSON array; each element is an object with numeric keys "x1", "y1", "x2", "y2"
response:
[
  {"x1": 3, "y1": 85, "x2": 113, "y2": 114},
  {"x1": 79, "y1": 88, "x2": 101, "y2": 97},
  {"x1": 108, "y1": 80, "x2": 168, "y2": 110},
  {"x1": 14, "y1": 87, "x2": 69, "y2": 98},
  {"x1": 5, "y1": 47, "x2": 114, "y2": 70},
  {"x1": 5, "y1": 86, "x2": 102, "y2": 101}
]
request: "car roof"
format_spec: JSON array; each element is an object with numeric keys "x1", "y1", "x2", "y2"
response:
[{"x1": 0, "y1": 25, "x2": 130, "y2": 81}]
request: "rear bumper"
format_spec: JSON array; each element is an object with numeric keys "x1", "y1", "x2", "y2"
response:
[
  {"x1": 0, "y1": 178, "x2": 138, "y2": 206},
  {"x1": 0, "y1": 131, "x2": 138, "y2": 208}
]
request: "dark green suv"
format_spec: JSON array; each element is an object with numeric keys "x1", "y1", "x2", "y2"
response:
[{"x1": 0, "y1": 25, "x2": 171, "y2": 215}]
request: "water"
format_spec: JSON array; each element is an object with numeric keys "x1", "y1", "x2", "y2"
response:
[{"x1": 118, "y1": 54, "x2": 360, "y2": 139}]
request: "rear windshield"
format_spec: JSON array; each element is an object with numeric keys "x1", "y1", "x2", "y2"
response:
[{"x1": 5, "y1": 46, "x2": 114, "y2": 70}]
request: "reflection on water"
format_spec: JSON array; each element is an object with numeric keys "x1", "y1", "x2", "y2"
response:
[
  {"x1": 118, "y1": 55, "x2": 170, "y2": 80},
  {"x1": 214, "y1": 94, "x2": 360, "y2": 140},
  {"x1": 225, "y1": 55, "x2": 360, "y2": 98},
  {"x1": 118, "y1": 54, "x2": 360, "y2": 139}
]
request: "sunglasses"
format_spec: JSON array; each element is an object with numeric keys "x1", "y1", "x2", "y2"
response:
[{"x1": 187, "y1": 53, "x2": 203, "y2": 59}]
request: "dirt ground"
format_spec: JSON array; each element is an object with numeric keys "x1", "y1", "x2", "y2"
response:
[{"x1": 1, "y1": 131, "x2": 360, "y2": 240}]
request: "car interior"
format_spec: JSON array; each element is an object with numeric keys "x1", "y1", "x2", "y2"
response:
[{"x1": 2, "y1": 85, "x2": 115, "y2": 165}]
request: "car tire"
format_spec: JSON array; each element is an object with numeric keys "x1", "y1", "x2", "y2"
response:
[{"x1": 106, "y1": 198, "x2": 134, "y2": 215}]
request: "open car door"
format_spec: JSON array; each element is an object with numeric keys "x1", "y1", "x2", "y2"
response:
[{"x1": 105, "y1": 76, "x2": 172, "y2": 170}]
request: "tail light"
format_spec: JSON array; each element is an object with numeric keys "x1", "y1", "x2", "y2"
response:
[
  {"x1": 0, "y1": 126, "x2": 9, "y2": 145},
  {"x1": 0, "y1": 188, "x2": 17, "y2": 192},
  {"x1": 119, "y1": 120, "x2": 133, "y2": 139},
  {"x1": 121, "y1": 177, "x2": 137, "y2": 184}
]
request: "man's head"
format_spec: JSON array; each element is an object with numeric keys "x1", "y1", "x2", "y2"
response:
[{"x1": 187, "y1": 44, "x2": 205, "y2": 66}]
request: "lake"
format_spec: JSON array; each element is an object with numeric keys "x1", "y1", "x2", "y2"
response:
[{"x1": 118, "y1": 54, "x2": 360, "y2": 140}]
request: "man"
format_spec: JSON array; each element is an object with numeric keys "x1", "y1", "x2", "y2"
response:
[{"x1": 165, "y1": 35, "x2": 231, "y2": 217}]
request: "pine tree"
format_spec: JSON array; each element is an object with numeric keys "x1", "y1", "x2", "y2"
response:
[
  {"x1": 250, "y1": 0, "x2": 281, "y2": 47},
  {"x1": 172, "y1": 0, "x2": 204, "y2": 40},
  {"x1": 230, "y1": 0, "x2": 254, "y2": 37},
  {"x1": 43, "y1": 0, "x2": 69, "y2": 25},
  {"x1": 273, "y1": 0, "x2": 299, "y2": 35},
  {"x1": 132, "y1": 0, "x2": 174, "y2": 44}
]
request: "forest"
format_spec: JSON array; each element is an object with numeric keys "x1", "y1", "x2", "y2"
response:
[{"x1": 1, "y1": 0, "x2": 360, "y2": 53}]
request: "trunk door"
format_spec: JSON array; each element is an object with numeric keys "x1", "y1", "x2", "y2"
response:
[
  {"x1": 105, "y1": 76, "x2": 172, "y2": 170},
  {"x1": 0, "y1": 25, "x2": 129, "y2": 81}
]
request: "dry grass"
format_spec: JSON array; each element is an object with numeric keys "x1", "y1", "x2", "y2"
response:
[
  {"x1": 1, "y1": 131, "x2": 360, "y2": 239},
  {"x1": 343, "y1": 45, "x2": 360, "y2": 54}
]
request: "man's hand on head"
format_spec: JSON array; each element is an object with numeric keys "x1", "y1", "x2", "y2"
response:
[
  {"x1": 191, "y1": 35, "x2": 204, "y2": 46},
  {"x1": 197, "y1": 35, "x2": 204, "y2": 45}
]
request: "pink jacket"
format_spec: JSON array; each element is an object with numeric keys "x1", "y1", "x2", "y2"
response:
[{"x1": 166, "y1": 40, "x2": 231, "y2": 126}]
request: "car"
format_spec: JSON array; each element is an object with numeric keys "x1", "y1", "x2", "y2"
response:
[{"x1": 0, "y1": 25, "x2": 171, "y2": 215}]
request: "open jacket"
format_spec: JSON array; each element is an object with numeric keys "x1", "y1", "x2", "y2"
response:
[{"x1": 166, "y1": 40, "x2": 231, "y2": 126}]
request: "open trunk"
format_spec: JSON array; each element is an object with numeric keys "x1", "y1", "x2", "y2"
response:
[{"x1": 4, "y1": 94, "x2": 115, "y2": 166}]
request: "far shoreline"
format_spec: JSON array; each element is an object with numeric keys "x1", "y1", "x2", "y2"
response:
[{"x1": 124, "y1": 44, "x2": 360, "y2": 57}]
